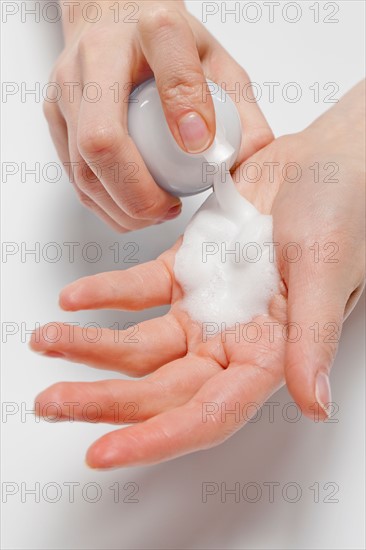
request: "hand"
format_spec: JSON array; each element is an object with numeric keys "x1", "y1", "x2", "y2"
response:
[
  {"x1": 234, "y1": 80, "x2": 365, "y2": 420},
  {"x1": 32, "y1": 83, "x2": 365, "y2": 468},
  {"x1": 45, "y1": 0, "x2": 273, "y2": 232},
  {"x1": 30, "y1": 240, "x2": 287, "y2": 467}
]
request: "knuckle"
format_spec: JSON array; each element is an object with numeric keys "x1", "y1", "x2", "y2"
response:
[
  {"x1": 77, "y1": 124, "x2": 119, "y2": 159},
  {"x1": 139, "y1": 6, "x2": 180, "y2": 34},
  {"x1": 76, "y1": 28, "x2": 106, "y2": 57},
  {"x1": 78, "y1": 193, "x2": 95, "y2": 210},
  {"x1": 158, "y1": 74, "x2": 205, "y2": 109},
  {"x1": 124, "y1": 196, "x2": 160, "y2": 219},
  {"x1": 75, "y1": 162, "x2": 100, "y2": 189},
  {"x1": 52, "y1": 62, "x2": 70, "y2": 85}
]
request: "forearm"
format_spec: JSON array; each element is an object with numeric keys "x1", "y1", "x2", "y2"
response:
[{"x1": 304, "y1": 80, "x2": 365, "y2": 172}]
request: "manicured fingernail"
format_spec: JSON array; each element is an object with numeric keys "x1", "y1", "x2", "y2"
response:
[
  {"x1": 162, "y1": 204, "x2": 182, "y2": 221},
  {"x1": 315, "y1": 371, "x2": 331, "y2": 418},
  {"x1": 178, "y1": 112, "x2": 211, "y2": 153}
]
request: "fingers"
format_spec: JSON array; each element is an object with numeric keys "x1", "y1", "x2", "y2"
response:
[
  {"x1": 59, "y1": 256, "x2": 175, "y2": 312},
  {"x1": 77, "y1": 34, "x2": 181, "y2": 221},
  {"x1": 34, "y1": 355, "x2": 221, "y2": 423},
  {"x1": 46, "y1": 33, "x2": 181, "y2": 231},
  {"x1": 202, "y1": 47, "x2": 274, "y2": 162},
  {"x1": 272, "y1": 151, "x2": 366, "y2": 421},
  {"x1": 86, "y1": 360, "x2": 282, "y2": 468},
  {"x1": 43, "y1": 101, "x2": 127, "y2": 233},
  {"x1": 60, "y1": 65, "x2": 165, "y2": 231},
  {"x1": 284, "y1": 265, "x2": 350, "y2": 421},
  {"x1": 138, "y1": 6, "x2": 215, "y2": 153},
  {"x1": 68, "y1": 126, "x2": 152, "y2": 232},
  {"x1": 30, "y1": 314, "x2": 186, "y2": 376},
  {"x1": 45, "y1": 75, "x2": 136, "y2": 232}
]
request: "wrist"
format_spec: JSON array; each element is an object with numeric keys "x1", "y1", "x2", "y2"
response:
[{"x1": 301, "y1": 80, "x2": 365, "y2": 178}]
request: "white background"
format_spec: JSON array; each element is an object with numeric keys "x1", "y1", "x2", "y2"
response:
[{"x1": 1, "y1": 1, "x2": 365, "y2": 549}]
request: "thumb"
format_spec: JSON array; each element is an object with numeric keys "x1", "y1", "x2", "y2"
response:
[
  {"x1": 284, "y1": 261, "x2": 350, "y2": 421},
  {"x1": 137, "y1": 6, "x2": 215, "y2": 153}
]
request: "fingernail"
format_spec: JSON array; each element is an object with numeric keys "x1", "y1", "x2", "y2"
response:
[
  {"x1": 59, "y1": 285, "x2": 79, "y2": 309},
  {"x1": 178, "y1": 112, "x2": 212, "y2": 153},
  {"x1": 162, "y1": 204, "x2": 182, "y2": 221},
  {"x1": 43, "y1": 351, "x2": 65, "y2": 358},
  {"x1": 85, "y1": 448, "x2": 122, "y2": 470},
  {"x1": 315, "y1": 371, "x2": 331, "y2": 418}
]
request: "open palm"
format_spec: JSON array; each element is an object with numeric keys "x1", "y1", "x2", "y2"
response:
[{"x1": 31, "y1": 228, "x2": 287, "y2": 468}]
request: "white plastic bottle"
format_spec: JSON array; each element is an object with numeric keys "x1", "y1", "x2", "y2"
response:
[{"x1": 127, "y1": 79, "x2": 242, "y2": 196}]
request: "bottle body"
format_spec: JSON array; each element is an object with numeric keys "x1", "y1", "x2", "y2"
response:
[{"x1": 128, "y1": 79, "x2": 242, "y2": 196}]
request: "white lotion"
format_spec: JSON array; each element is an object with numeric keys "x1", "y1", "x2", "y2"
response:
[{"x1": 174, "y1": 161, "x2": 280, "y2": 327}]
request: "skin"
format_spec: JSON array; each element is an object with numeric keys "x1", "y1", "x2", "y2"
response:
[
  {"x1": 31, "y1": 82, "x2": 365, "y2": 468},
  {"x1": 45, "y1": 0, "x2": 272, "y2": 232},
  {"x1": 236, "y1": 81, "x2": 365, "y2": 420}
]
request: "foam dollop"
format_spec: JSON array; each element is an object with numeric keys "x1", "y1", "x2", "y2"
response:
[{"x1": 174, "y1": 157, "x2": 280, "y2": 327}]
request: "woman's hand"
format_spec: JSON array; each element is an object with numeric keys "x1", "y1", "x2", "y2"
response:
[
  {"x1": 234, "y1": 80, "x2": 365, "y2": 420},
  {"x1": 45, "y1": 0, "x2": 273, "y2": 232},
  {"x1": 30, "y1": 244, "x2": 287, "y2": 468}
]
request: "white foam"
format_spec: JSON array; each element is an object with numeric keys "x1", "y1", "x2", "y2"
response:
[{"x1": 174, "y1": 164, "x2": 280, "y2": 328}]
